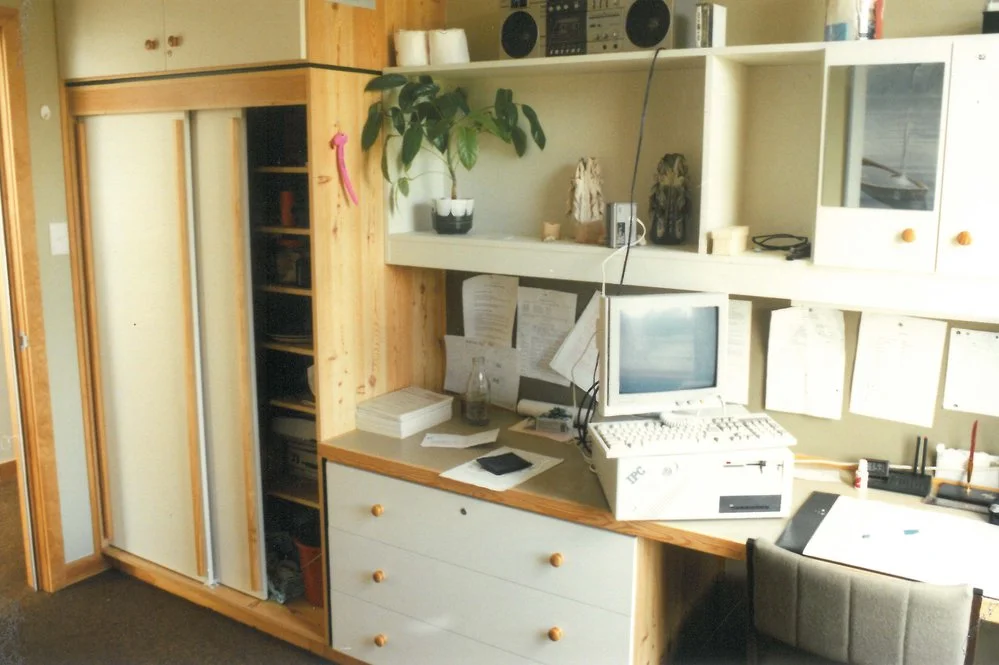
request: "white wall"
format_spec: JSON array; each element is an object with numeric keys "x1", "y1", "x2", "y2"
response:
[{"x1": 2, "y1": 0, "x2": 94, "y2": 563}]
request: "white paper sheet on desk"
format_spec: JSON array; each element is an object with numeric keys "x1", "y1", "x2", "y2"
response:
[
  {"x1": 802, "y1": 495, "x2": 999, "y2": 597},
  {"x1": 850, "y1": 313, "x2": 947, "y2": 427},
  {"x1": 517, "y1": 287, "x2": 577, "y2": 386},
  {"x1": 942, "y1": 328, "x2": 999, "y2": 418},
  {"x1": 439, "y1": 446, "x2": 563, "y2": 492},
  {"x1": 765, "y1": 307, "x2": 845, "y2": 420},
  {"x1": 422, "y1": 429, "x2": 500, "y2": 449},
  {"x1": 550, "y1": 292, "x2": 600, "y2": 390},
  {"x1": 462, "y1": 274, "x2": 518, "y2": 347},
  {"x1": 724, "y1": 300, "x2": 752, "y2": 406},
  {"x1": 444, "y1": 335, "x2": 520, "y2": 411}
]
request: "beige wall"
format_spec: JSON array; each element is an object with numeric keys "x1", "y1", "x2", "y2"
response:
[
  {"x1": 449, "y1": 0, "x2": 988, "y2": 60},
  {"x1": 4, "y1": 0, "x2": 93, "y2": 563}
]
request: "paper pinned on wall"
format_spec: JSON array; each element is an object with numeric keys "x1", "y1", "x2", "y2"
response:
[
  {"x1": 724, "y1": 299, "x2": 752, "y2": 406},
  {"x1": 942, "y1": 328, "x2": 999, "y2": 418},
  {"x1": 516, "y1": 287, "x2": 577, "y2": 387},
  {"x1": 550, "y1": 292, "x2": 601, "y2": 390},
  {"x1": 444, "y1": 335, "x2": 520, "y2": 411},
  {"x1": 765, "y1": 307, "x2": 845, "y2": 420},
  {"x1": 849, "y1": 313, "x2": 947, "y2": 428},
  {"x1": 462, "y1": 274, "x2": 518, "y2": 348}
]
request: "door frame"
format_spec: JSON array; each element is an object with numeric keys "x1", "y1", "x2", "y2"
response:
[{"x1": 0, "y1": 6, "x2": 70, "y2": 591}]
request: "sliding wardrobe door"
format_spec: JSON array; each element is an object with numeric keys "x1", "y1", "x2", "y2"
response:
[
  {"x1": 190, "y1": 109, "x2": 266, "y2": 597},
  {"x1": 81, "y1": 112, "x2": 206, "y2": 579}
]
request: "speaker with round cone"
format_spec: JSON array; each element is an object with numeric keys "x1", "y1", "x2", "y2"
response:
[
  {"x1": 625, "y1": 0, "x2": 671, "y2": 49},
  {"x1": 501, "y1": 11, "x2": 540, "y2": 59}
]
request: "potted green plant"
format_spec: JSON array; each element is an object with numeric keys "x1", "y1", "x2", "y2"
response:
[{"x1": 361, "y1": 74, "x2": 546, "y2": 234}]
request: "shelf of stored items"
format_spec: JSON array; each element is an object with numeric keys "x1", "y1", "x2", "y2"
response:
[
  {"x1": 260, "y1": 341, "x2": 314, "y2": 357},
  {"x1": 259, "y1": 284, "x2": 312, "y2": 297},
  {"x1": 269, "y1": 395, "x2": 317, "y2": 416},
  {"x1": 267, "y1": 474, "x2": 320, "y2": 510},
  {"x1": 255, "y1": 226, "x2": 311, "y2": 236},
  {"x1": 387, "y1": 231, "x2": 999, "y2": 324}
]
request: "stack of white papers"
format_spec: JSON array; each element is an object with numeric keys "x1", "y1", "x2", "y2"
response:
[{"x1": 356, "y1": 387, "x2": 453, "y2": 439}]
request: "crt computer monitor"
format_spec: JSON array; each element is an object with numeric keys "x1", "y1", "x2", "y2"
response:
[{"x1": 598, "y1": 292, "x2": 728, "y2": 417}]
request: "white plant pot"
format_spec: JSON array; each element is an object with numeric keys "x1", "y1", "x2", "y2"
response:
[{"x1": 431, "y1": 198, "x2": 474, "y2": 234}]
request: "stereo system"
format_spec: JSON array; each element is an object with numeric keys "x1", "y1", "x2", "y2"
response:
[{"x1": 499, "y1": 0, "x2": 673, "y2": 60}]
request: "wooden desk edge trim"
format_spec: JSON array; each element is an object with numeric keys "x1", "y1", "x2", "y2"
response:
[{"x1": 318, "y1": 443, "x2": 746, "y2": 560}]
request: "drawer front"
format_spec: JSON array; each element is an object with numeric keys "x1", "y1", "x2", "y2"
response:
[
  {"x1": 329, "y1": 529, "x2": 634, "y2": 665},
  {"x1": 330, "y1": 591, "x2": 539, "y2": 665},
  {"x1": 326, "y1": 462, "x2": 636, "y2": 615}
]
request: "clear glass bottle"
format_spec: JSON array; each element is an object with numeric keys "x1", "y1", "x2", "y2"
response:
[{"x1": 463, "y1": 356, "x2": 491, "y2": 426}]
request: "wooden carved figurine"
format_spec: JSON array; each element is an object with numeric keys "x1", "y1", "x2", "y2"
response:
[{"x1": 567, "y1": 157, "x2": 606, "y2": 245}]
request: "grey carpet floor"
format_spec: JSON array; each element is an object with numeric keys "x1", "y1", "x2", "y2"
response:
[{"x1": 0, "y1": 477, "x2": 330, "y2": 665}]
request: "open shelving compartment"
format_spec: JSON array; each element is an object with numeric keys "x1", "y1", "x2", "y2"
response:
[{"x1": 244, "y1": 104, "x2": 325, "y2": 637}]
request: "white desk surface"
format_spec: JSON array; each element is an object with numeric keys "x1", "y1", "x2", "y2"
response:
[{"x1": 319, "y1": 407, "x2": 997, "y2": 621}]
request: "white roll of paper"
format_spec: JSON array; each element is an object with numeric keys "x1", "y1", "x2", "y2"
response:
[
  {"x1": 394, "y1": 30, "x2": 429, "y2": 67},
  {"x1": 427, "y1": 29, "x2": 470, "y2": 66},
  {"x1": 516, "y1": 399, "x2": 583, "y2": 425}
]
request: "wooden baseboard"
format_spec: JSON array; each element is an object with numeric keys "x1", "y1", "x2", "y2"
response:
[
  {"x1": 103, "y1": 547, "x2": 357, "y2": 662},
  {"x1": 0, "y1": 458, "x2": 16, "y2": 482},
  {"x1": 60, "y1": 553, "x2": 110, "y2": 589}
]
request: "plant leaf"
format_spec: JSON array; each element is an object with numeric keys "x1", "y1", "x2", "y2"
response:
[
  {"x1": 511, "y1": 125, "x2": 527, "y2": 157},
  {"x1": 416, "y1": 101, "x2": 441, "y2": 124},
  {"x1": 401, "y1": 125, "x2": 423, "y2": 169},
  {"x1": 398, "y1": 177, "x2": 410, "y2": 197},
  {"x1": 361, "y1": 101, "x2": 383, "y2": 151},
  {"x1": 521, "y1": 104, "x2": 546, "y2": 150},
  {"x1": 494, "y1": 88, "x2": 512, "y2": 110},
  {"x1": 418, "y1": 75, "x2": 434, "y2": 85},
  {"x1": 388, "y1": 107, "x2": 405, "y2": 135},
  {"x1": 365, "y1": 73, "x2": 408, "y2": 91},
  {"x1": 456, "y1": 126, "x2": 478, "y2": 171},
  {"x1": 454, "y1": 88, "x2": 471, "y2": 115},
  {"x1": 399, "y1": 82, "x2": 438, "y2": 112},
  {"x1": 380, "y1": 147, "x2": 390, "y2": 182}
]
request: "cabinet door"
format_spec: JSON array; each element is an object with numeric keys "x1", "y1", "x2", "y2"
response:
[
  {"x1": 937, "y1": 38, "x2": 999, "y2": 277},
  {"x1": 163, "y1": 0, "x2": 305, "y2": 71},
  {"x1": 82, "y1": 112, "x2": 204, "y2": 579},
  {"x1": 815, "y1": 40, "x2": 952, "y2": 272},
  {"x1": 55, "y1": 0, "x2": 165, "y2": 79},
  {"x1": 192, "y1": 110, "x2": 266, "y2": 597}
]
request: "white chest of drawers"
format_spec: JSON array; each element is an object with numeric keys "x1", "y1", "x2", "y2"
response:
[{"x1": 325, "y1": 462, "x2": 640, "y2": 665}]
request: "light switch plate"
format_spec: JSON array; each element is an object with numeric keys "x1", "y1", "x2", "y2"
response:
[{"x1": 49, "y1": 222, "x2": 69, "y2": 256}]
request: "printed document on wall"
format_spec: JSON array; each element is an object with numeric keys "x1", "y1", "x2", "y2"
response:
[
  {"x1": 850, "y1": 313, "x2": 947, "y2": 427},
  {"x1": 550, "y1": 292, "x2": 600, "y2": 390},
  {"x1": 724, "y1": 300, "x2": 752, "y2": 405},
  {"x1": 462, "y1": 274, "x2": 518, "y2": 347},
  {"x1": 444, "y1": 335, "x2": 520, "y2": 410},
  {"x1": 765, "y1": 307, "x2": 845, "y2": 419},
  {"x1": 942, "y1": 328, "x2": 999, "y2": 418},
  {"x1": 517, "y1": 287, "x2": 577, "y2": 386}
]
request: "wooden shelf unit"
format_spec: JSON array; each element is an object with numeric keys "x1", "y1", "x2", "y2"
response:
[
  {"x1": 260, "y1": 284, "x2": 312, "y2": 297},
  {"x1": 268, "y1": 395, "x2": 316, "y2": 416},
  {"x1": 267, "y1": 474, "x2": 320, "y2": 510},
  {"x1": 260, "y1": 341, "x2": 314, "y2": 357},
  {"x1": 255, "y1": 226, "x2": 311, "y2": 236},
  {"x1": 255, "y1": 165, "x2": 308, "y2": 174}
]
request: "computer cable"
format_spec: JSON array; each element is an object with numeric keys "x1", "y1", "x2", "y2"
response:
[
  {"x1": 618, "y1": 47, "x2": 664, "y2": 290},
  {"x1": 751, "y1": 233, "x2": 811, "y2": 260}
]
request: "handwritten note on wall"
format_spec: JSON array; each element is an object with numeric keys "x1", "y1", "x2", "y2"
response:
[
  {"x1": 765, "y1": 307, "x2": 845, "y2": 420},
  {"x1": 942, "y1": 328, "x2": 999, "y2": 418},
  {"x1": 516, "y1": 287, "x2": 577, "y2": 387}
]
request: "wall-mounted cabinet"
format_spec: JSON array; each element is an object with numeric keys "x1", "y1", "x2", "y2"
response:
[
  {"x1": 55, "y1": 0, "x2": 305, "y2": 79},
  {"x1": 383, "y1": 37, "x2": 999, "y2": 324}
]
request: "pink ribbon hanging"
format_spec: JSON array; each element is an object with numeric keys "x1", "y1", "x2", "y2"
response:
[{"x1": 330, "y1": 131, "x2": 359, "y2": 206}]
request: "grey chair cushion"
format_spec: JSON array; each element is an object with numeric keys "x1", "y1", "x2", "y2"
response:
[{"x1": 751, "y1": 539, "x2": 974, "y2": 665}]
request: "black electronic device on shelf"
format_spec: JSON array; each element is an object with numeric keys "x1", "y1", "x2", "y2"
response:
[{"x1": 866, "y1": 436, "x2": 932, "y2": 498}]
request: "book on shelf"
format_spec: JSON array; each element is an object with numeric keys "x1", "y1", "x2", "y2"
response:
[{"x1": 356, "y1": 386, "x2": 454, "y2": 439}]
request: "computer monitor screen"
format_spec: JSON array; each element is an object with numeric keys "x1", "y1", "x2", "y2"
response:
[{"x1": 599, "y1": 292, "x2": 727, "y2": 417}]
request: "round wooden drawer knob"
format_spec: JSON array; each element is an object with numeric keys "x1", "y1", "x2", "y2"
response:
[
  {"x1": 957, "y1": 231, "x2": 973, "y2": 246},
  {"x1": 548, "y1": 627, "x2": 563, "y2": 642},
  {"x1": 549, "y1": 553, "x2": 564, "y2": 568},
  {"x1": 144, "y1": 38, "x2": 159, "y2": 50},
  {"x1": 167, "y1": 34, "x2": 183, "y2": 48},
  {"x1": 373, "y1": 634, "x2": 388, "y2": 648},
  {"x1": 371, "y1": 504, "x2": 384, "y2": 517},
  {"x1": 372, "y1": 570, "x2": 385, "y2": 583},
  {"x1": 901, "y1": 228, "x2": 916, "y2": 243}
]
